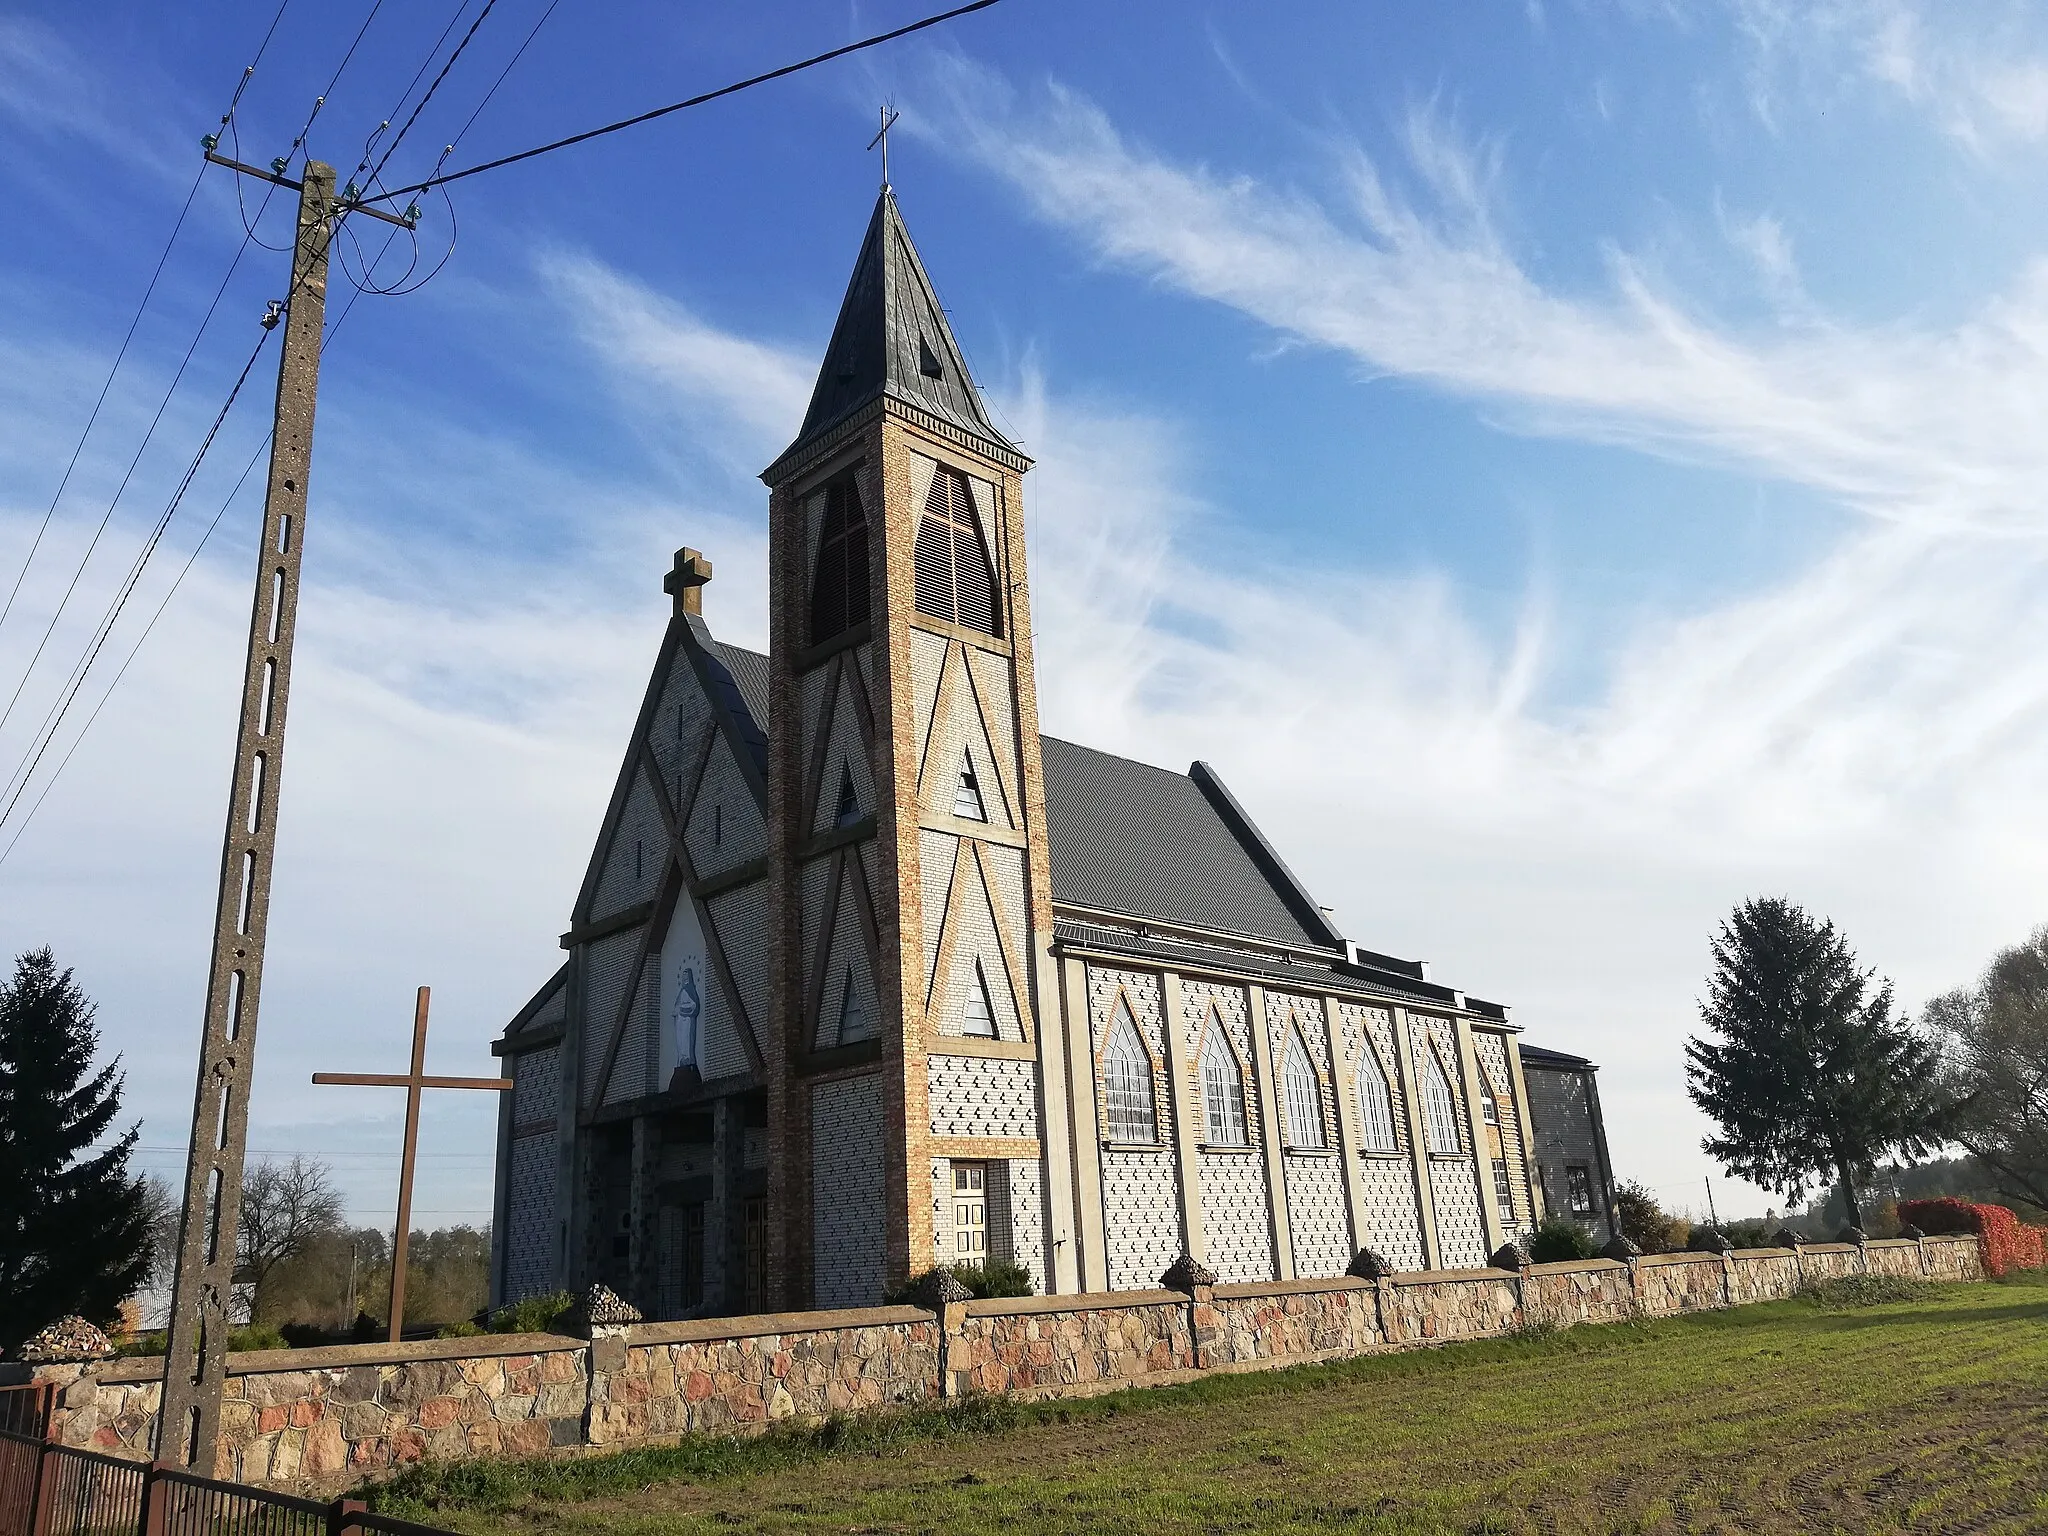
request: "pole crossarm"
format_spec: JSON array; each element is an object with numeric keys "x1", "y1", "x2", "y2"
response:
[{"x1": 204, "y1": 149, "x2": 415, "y2": 226}]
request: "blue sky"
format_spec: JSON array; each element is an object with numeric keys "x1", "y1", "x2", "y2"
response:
[{"x1": 5, "y1": 0, "x2": 2048, "y2": 1244}]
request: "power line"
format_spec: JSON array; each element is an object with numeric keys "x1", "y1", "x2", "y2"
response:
[
  {"x1": 0, "y1": 224, "x2": 415, "y2": 869},
  {"x1": 356, "y1": 0, "x2": 1005, "y2": 207},
  {"x1": 0, "y1": 0, "x2": 306, "y2": 647},
  {"x1": 362, "y1": 0, "x2": 500, "y2": 191},
  {"x1": 0, "y1": 325, "x2": 275, "y2": 836}
]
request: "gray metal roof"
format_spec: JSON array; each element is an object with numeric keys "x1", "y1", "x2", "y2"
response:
[
  {"x1": 1518, "y1": 1043, "x2": 1599, "y2": 1073},
  {"x1": 784, "y1": 189, "x2": 1015, "y2": 460},
  {"x1": 711, "y1": 639, "x2": 772, "y2": 742},
  {"x1": 698, "y1": 649, "x2": 1344, "y2": 954},
  {"x1": 1040, "y1": 736, "x2": 1329, "y2": 948}
]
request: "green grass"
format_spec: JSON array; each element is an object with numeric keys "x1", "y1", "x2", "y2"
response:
[{"x1": 367, "y1": 1272, "x2": 2048, "y2": 1534}]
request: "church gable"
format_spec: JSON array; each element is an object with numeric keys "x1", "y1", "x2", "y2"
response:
[
  {"x1": 586, "y1": 770, "x2": 664, "y2": 925},
  {"x1": 684, "y1": 731, "x2": 766, "y2": 880}
]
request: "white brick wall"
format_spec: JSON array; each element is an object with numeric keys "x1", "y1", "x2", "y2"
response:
[
  {"x1": 1004, "y1": 1158, "x2": 1048, "y2": 1294},
  {"x1": 1430, "y1": 1157, "x2": 1489, "y2": 1269},
  {"x1": 1356, "y1": 1158, "x2": 1427, "y2": 1271},
  {"x1": 1102, "y1": 1148, "x2": 1182, "y2": 1291},
  {"x1": 1197, "y1": 1150, "x2": 1275, "y2": 1283},
  {"x1": 927, "y1": 1054, "x2": 1040, "y2": 1139},
  {"x1": 1284, "y1": 1152, "x2": 1351, "y2": 1279},
  {"x1": 811, "y1": 1075, "x2": 885, "y2": 1307}
]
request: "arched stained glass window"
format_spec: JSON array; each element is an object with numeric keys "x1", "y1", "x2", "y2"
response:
[
  {"x1": 1200, "y1": 1022, "x2": 1248, "y2": 1147},
  {"x1": 913, "y1": 466, "x2": 999, "y2": 636},
  {"x1": 1422, "y1": 1044, "x2": 1462, "y2": 1155},
  {"x1": 1103, "y1": 998, "x2": 1156, "y2": 1144},
  {"x1": 1282, "y1": 1028, "x2": 1325, "y2": 1149},
  {"x1": 809, "y1": 473, "x2": 870, "y2": 644},
  {"x1": 1356, "y1": 1047, "x2": 1398, "y2": 1154}
]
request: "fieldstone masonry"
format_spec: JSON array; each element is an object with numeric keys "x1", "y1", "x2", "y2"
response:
[{"x1": 9, "y1": 1236, "x2": 1983, "y2": 1488}]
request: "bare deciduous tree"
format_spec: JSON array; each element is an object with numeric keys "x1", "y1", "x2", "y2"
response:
[
  {"x1": 1927, "y1": 927, "x2": 2048, "y2": 1215},
  {"x1": 236, "y1": 1156, "x2": 344, "y2": 1323}
]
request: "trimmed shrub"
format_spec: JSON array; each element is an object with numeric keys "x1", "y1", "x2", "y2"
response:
[
  {"x1": 886, "y1": 1260, "x2": 1035, "y2": 1304},
  {"x1": 1898, "y1": 1197, "x2": 2048, "y2": 1277},
  {"x1": 489, "y1": 1289, "x2": 574, "y2": 1334},
  {"x1": 1527, "y1": 1219, "x2": 1598, "y2": 1264}
]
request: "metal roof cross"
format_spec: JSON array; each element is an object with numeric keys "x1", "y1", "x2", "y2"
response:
[{"x1": 867, "y1": 104, "x2": 900, "y2": 191}]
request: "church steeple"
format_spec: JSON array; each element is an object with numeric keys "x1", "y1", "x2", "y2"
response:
[
  {"x1": 782, "y1": 190, "x2": 1015, "y2": 463},
  {"x1": 760, "y1": 183, "x2": 1050, "y2": 1311}
]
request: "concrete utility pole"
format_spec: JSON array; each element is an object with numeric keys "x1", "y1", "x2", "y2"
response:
[
  {"x1": 312, "y1": 987, "x2": 511, "y2": 1341},
  {"x1": 157, "y1": 158, "x2": 334, "y2": 1472}
]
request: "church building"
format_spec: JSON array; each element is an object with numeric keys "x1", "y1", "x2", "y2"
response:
[{"x1": 488, "y1": 187, "x2": 1568, "y2": 1315}]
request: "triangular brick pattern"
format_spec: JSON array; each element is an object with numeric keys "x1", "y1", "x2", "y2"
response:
[
  {"x1": 701, "y1": 883, "x2": 767, "y2": 1079},
  {"x1": 929, "y1": 846, "x2": 1023, "y2": 1041},
  {"x1": 1267, "y1": 991, "x2": 1351, "y2": 1278},
  {"x1": 809, "y1": 857, "x2": 880, "y2": 1051},
  {"x1": 1336, "y1": 1002, "x2": 1425, "y2": 1272},
  {"x1": 650, "y1": 654, "x2": 717, "y2": 795},
  {"x1": 807, "y1": 659, "x2": 875, "y2": 836},
  {"x1": 1416, "y1": 1015, "x2": 1489, "y2": 1269},
  {"x1": 1472, "y1": 1031, "x2": 1530, "y2": 1233},
  {"x1": 1087, "y1": 967, "x2": 1184, "y2": 1292},
  {"x1": 685, "y1": 732, "x2": 765, "y2": 879},
  {"x1": 589, "y1": 770, "x2": 663, "y2": 922},
  {"x1": 1181, "y1": 980, "x2": 1274, "y2": 1284},
  {"x1": 915, "y1": 640, "x2": 1015, "y2": 829},
  {"x1": 917, "y1": 829, "x2": 955, "y2": 994}
]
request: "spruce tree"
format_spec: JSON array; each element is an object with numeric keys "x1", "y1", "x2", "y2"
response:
[
  {"x1": 0, "y1": 948, "x2": 152, "y2": 1353},
  {"x1": 1686, "y1": 898, "x2": 1943, "y2": 1228}
]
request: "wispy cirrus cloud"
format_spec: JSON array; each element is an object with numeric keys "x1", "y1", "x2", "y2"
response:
[{"x1": 925, "y1": 68, "x2": 2048, "y2": 536}]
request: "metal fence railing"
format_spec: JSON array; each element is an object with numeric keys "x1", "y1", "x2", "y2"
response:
[
  {"x1": 0, "y1": 1424, "x2": 459, "y2": 1536},
  {"x1": 0, "y1": 1389, "x2": 51, "y2": 1442}
]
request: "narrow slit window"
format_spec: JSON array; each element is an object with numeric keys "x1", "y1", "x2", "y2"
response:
[
  {"x1": 962, "y1": 961, "x2": 997, "y2": 1038},
  {"x1": 1200, "y1": 1022, "x2": 1248, "y2": 1146},
  {"x1": 834, "y1": 765, "x2": 861, "y2": 827},
  {"x1": 1356, "y1": 1047, "x2": 1398, "y2": 1153},
  {"x1": 809, "y1": 474, "x2": 871, "y2": 644},
  {"x1": 836, "y1": 969, "x2": 872, "y2": 1045},
  {"x1": 1282, "y1": 1027, "x2": 1325, "y2": 1149},
  {"x1": 952, "y1": 752, "x2": 987, "y2": 821},
  {"x1": 1102, "y1": 998, "x2": 1156, "y2": 1143},
  {"x1": 913, "y1": 465, "x2": 999, "y2": 636}
]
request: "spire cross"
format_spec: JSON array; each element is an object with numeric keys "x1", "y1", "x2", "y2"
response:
[
  {"x1": 311, "y1": 986, "x2": 511, "y2": 1342},
  {"x1": 867, "y1": 104, "x2": 900, "y2": 190}
]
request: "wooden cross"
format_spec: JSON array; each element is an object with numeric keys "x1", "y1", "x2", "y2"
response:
[{"x1": 312, "y1": 986, "x2": 511, "y2": 1342}]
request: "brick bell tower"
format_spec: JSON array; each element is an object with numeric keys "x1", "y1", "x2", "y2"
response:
[{"x1": 759, "y1": 188, "x2": 1054, "y2": 1308}]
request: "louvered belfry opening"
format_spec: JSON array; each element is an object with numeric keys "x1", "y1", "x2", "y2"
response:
[
  {"x1": 809, "y1": 472, "x2": 871, "y2": 644},
  {"x1": 914, "y1": 465, "x2": 999, "y2": 637}
]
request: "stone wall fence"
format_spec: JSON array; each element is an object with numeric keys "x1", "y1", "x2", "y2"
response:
[{"x1": 0, "y1": 1235, "x2": 1983, "y2": 1488}]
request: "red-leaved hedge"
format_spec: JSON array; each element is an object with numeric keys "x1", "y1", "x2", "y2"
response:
[{"x1": 1898, "y1": 1197, "x2": 2047, "y2": 1277}]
